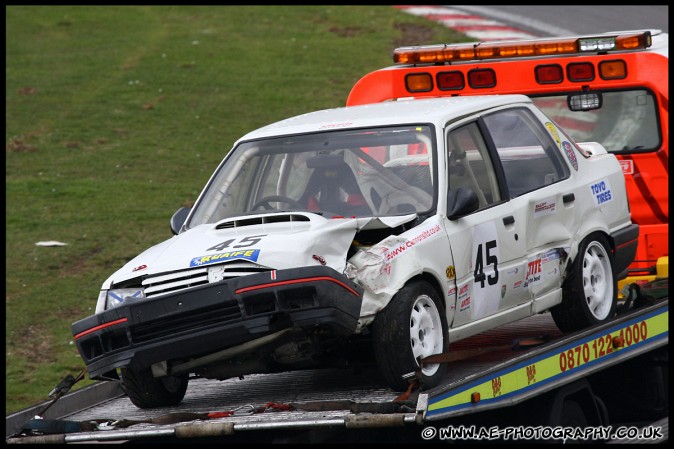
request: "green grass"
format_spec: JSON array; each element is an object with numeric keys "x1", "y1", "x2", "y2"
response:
[{"x1": 5, "y1": 5, "x2": 468, "y2": 415}]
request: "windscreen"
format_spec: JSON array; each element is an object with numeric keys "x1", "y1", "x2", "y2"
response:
[
  {"x1": 186, "y1": 125, "x2": 436, "y2": 228},
  {"x1": 531, "y1": 89, "x2": 660, "y2": 154}
]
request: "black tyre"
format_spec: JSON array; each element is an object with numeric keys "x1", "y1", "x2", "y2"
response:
[
  {"x1": 552, "y1": 233, "x2": 617, "y2": 333},
  {"x1": 120, "y1": 367, "x2": 189, "y2": 409},
  {"x1": 372, "y1": 280, "x2": 448, "y2": 391}
]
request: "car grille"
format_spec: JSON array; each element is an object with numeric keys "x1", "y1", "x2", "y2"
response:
[
  {"x1": 130, "y1": 300, "x2": 243, "y2": 343},
  {"x1": 142, "y1": 262, "x2": 270, "y2": 298}
]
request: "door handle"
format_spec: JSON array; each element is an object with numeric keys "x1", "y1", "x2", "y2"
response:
[
  {"x1": 503, "y1": 216, "x2": 515, "y2": 225},
  {"x1": 563, "y1": 193, "x2": 575, "y2": 204}
]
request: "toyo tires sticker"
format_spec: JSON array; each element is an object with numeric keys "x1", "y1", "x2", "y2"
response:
[{"x1": 589, "y1": 178, "x2": 613, "y2": 207}]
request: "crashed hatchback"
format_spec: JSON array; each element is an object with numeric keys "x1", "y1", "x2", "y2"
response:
[{"x1": 72, "y1": 95, "x2": 638, "y2": 408}]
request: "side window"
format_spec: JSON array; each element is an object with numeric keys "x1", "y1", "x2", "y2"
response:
[
  {"x1": 483, "y1": 108, "x2": 569, "y2": 198},
  {"x1": 447, "y1": 122, "x2": 501, "y2": 210}
]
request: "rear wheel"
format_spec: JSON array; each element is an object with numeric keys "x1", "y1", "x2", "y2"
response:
[
  {"x1": 120, "y1": 367, "x2": 188, "y2": 409},
  {"x1": 372, "y1": 280, "x2": 448, "y2": 391},
  {"x1": 552, "y1": 233, "x2": 617, "y2": 332}
]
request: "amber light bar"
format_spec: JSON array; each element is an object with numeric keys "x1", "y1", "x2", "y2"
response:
[{"x1": 393, "y1": 31, "x2": 652, "y2": 65}]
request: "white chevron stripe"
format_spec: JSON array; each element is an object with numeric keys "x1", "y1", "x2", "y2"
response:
[{"x1": 396, "y1": 5, "x2": 539, "y2": 40}]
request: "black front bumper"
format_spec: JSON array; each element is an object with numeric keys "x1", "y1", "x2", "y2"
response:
[{"x1": 72, "y1": 266, "x2": 363, "y2": 379}]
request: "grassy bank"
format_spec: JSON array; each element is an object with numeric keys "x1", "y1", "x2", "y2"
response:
[{"x1": 6, "y1": 5, "x2": 466, "y2": 415}]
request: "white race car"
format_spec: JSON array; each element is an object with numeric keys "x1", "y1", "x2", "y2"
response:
[{"x1": 72, "y1": 94, "x2": 638, "y2": 408}]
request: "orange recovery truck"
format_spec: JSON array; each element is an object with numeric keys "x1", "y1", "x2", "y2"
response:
[{"x1": 346, "y1": 29, "x2": 668, "y2": 291}]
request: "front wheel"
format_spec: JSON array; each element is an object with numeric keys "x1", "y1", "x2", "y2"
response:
[
  {"x1": 552, "y1": 233, "x2": 617, "y2": 333},
  {"x1": 120, "y1": 367, "x2": 189, "y2": 409},
  {"x1": 372, "y1": 280, "x2": 448, "y2": 391}
]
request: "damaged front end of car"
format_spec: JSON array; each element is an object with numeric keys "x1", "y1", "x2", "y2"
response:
[{"x1": 71, "y1": 212, "x2": 425, "y2": 382}]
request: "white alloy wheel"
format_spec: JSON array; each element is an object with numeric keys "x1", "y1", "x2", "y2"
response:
[
  {"x1": 552, "y1": 232, "x2": 617, "y2": 333},
  {"x1": 410, "y1": 294, "x2": 444, "y2": 376},
  {"x1": 582, "y1": 241, "x2": 613, "y2": 320},
  {"x1": 372, "y1": 280, "x2": 448, "y2": 391}
]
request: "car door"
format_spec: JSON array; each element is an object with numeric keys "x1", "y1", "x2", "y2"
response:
[
  {"x1": 482, "y1": 106, "x2": 573, "y2": 314},
  {"x1": 444, "y1": 119, "x2": 529, "y2": 329}
]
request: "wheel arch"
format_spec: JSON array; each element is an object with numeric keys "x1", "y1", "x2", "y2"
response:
[
  {"x1": 564, "y1": 228, "x2": 613, "y2": 277},
  {"x1": 408, "y1": 271, "x2": 448, "y2": 311},
  {"x1": 553, "y1": 228, "x2": 618, "y2": 332},
  {"x1": 369, "y1": 270, "x2": 450, "y2": 391}
]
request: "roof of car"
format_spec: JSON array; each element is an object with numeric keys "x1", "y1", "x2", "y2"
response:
[{"x1": 238, "y1": 94, "x2": 532, "y2": 142}]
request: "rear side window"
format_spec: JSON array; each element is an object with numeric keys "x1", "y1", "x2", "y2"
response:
[{"x1": 483, "y1": 108, "x2": 569, "y2": 198}]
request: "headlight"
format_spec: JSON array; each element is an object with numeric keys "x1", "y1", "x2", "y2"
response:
[{"x1": 105, "y1": 288, "x2": 145, "y2": 310}]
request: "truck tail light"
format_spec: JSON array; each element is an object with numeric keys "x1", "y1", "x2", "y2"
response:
[
  {"x1": 405, "y1": 73, "x2": 433, "y2": 92},
  {"x1": 567, "y1": 62, "x2": 595, "y2": 82},
  {"x1": 437, "y1": 71, "x2": 465, "y2": 90},
  {"x1": 599, "y1": 60, "x2": 627, "y2": 80},
  {"x1": 535, "y1": 64, "x2": 564, "y2": 84},
  {"x1": 468, "y1": 69, "x2": 496, "y2": 88}
]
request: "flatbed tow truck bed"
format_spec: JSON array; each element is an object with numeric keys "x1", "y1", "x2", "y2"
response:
[{"x1": 6, "y1": 297, "x2": 668, "y2": 444}]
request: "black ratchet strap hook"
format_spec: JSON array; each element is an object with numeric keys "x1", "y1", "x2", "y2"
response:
[{"x1": 36, "y1": 367, "x2": 88, "y2": 418}]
